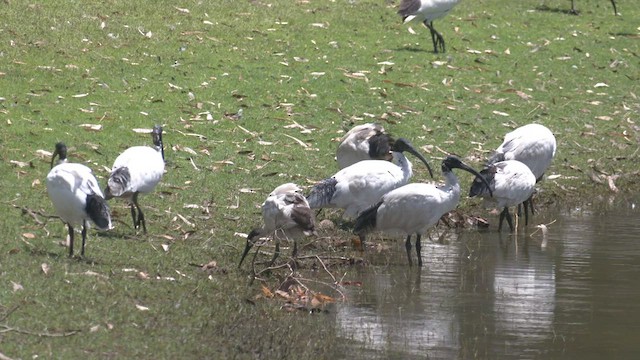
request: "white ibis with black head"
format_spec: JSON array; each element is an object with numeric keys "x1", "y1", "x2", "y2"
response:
[
  {"x1": 469, "y1": 159, "x2": 536, "y2": 232},
  {"x1": 239, "y1": 183, "x2": 316, "y2": 268},
  {"x1": 354, "y1": 155, "x2": 490, "y2": 266},
  {"x1": 486, "y1": 123, "x2": 556, "y2": 221},
  {"x1": 398, "y1": 0, "x2": 461, "y2": 53},
  {"x1": 307, "y1": 138, "x2": 434, "y2": 219},
  {"x1": 105, "y1": 125, "x2": 165, "y2": 234},
  {"x1": 336, "y1": 123, "x2": 395, "y2": 169},
  {"x1": 46, "y1": 142, "x2": 112, "y2": 257}
]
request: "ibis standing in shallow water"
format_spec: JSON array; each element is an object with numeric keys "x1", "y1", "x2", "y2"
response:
[
  {"x1": 105, "y1": 125, "x2": 165, "y2": 234},
  {"x1": 336, "y1": 123, "x2": 395, "y2": 169},
  {"x1": 485, "y1": 123, "x2": 556, "y2": 221},
  {"x1": 398, "y1": 0, "x2": 461, "y2": 53},
  {"x1": 354, "y1": 156, "x2": 491, "y2": 266},
  {"x1": 307, "y1": 138, "x2": 434, "y2": 219},
  {"x1": 46, "y1": 142, "x2": 112, "y2": 257},
  {"x1": 469, "y1": 160, "x2": 536, "y2": 232},
  {"x1": 239, "y1": 183, "x2": 316, "y2": 268}
]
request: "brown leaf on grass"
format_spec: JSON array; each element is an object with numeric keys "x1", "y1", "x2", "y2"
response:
[
  {"x1": 261, "y1": 285, "x2": 274, "y2": 298},
  {"x1": 135, "y1": 304, "x2": 149, "y2": 311},
  {"x1": 79, "y1": 124, "x2": 102, "y2": 132},
  {"x1": 41, "y1": 263, "x2": 50, "y2": 275},
  {"x1": 22, "y1": 233, "x2": 36, "y2": 239}
]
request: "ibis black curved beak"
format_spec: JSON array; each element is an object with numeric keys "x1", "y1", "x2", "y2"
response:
[
  {"x1": 393, "y1": 138, "x2": 434, "y2": 178},
  {"x1": 50, "y1": 142, "x2": 67, "y2": 169},
  {"x1": 50, "y1": 148, "x2": 59, "y2": 169},
  {"x1": 238, "y1": 229, "x2": 259, "y2": 268},
  {"x1": 454, "y1": 161, "x2": 493, "y2": 198},
  {"x1": 152, "y1": 125, "x2": 164, "y2": 161}
]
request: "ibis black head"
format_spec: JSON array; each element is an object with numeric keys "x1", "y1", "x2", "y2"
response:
[
  {"x1": 442, "y1": 155, "x2": 493, "y2": 197},
  {"x1": 152, "y1": 125, "x2": 164, "y2": 160},
  {"x1": 368, "y1": 131, "x2": 394, "y2": 162},
  {"x1": 391, "y1": 137, "x2": 434, "y2": 178},
  {"x1": 50, "y1": 142, "x2": 68, "y2": 169}
]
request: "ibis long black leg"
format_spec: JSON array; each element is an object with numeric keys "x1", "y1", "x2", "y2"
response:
[
  {"x1": 500, "y1": 207, "x2": 515, "y2": 232},
  {"x1": 425, "y1": 21, "x2": 445, "y2": 53},
  {"x1": 81, "y1": 220, "x2": 87, "y2": 257},
  {"x1": 129, "y1": 203, "x2": 137, "y2": 230},
  {"x1": 569, "y1": 0, "x2": 578, "y2": 14},
  {"x1": 416, "y1": 234, "x2": 423, "y2": 267},
  {"x1": 611, "y1": 0, "x2": 618, "y2": 15},
  {"x1": 68, "y1": 224, "x2": 75, "y2": 257},
  {"x1": 132, "y1": 192, "x2": 147, "y2": 234},
  {"x1": 405, "y1": 235, "x2": 413, "y2": 267},
  {"x1": 267, "y1": 234, "x2": 280, "y2": 268},
  {"x1": 523, "y1": 201, "x2": 530, "y2": 226}
]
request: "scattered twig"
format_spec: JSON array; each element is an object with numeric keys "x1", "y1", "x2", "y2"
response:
[{"x1": 0, "y1": 324, "x2": 80, "y2": 337}]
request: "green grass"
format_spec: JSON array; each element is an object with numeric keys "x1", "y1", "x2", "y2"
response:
[{"x1": 0, "y1": 0, "x2": 638, "y2": 358}]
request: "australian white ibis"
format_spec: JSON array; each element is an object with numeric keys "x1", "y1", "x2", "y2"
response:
[
  {"x1": 486, "y1": 123, "x2": 556, "y2": 220},
  {"x1": 239, "y1": 183, "x2": 316, "y2": 268},
  {"x1": 46, "y1": 142, "x2": 112, "y2": 257},
  {"x1": 569, "y1": 0, "x2": 618, "y2": 15},
  {"x1": 307, "y1": 138, "x2": 434, "y2": 219},
  {"x1": 336, "y1": 123, "x2": 395, "y2": 169},
  {"x1": 398, "y1": 0, "x2": 461, "y2": 53},
  {"x1": 354, "y1": 155, "x2": 490, "y2": 266},
  {"x1": 469, "y1": 159, "x2": 536, "y2": 232},
  {"x1": 104, "y1": 125, "x2": 165, "y2": 233}
]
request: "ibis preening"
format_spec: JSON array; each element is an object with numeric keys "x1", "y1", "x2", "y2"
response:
[
  {"x1": 336, "y1": 123, "x2": 395, "y2": 169},
  {"x1": 569, "y1": 0, "x2": 618, "y2": 15},
  {"x1": 46, "y1": 143, "x2": 112, "y2": 257},
  {"x1": 469, "y1": 160, "x2": 536, "y2": 232},
  {"x1": 485, "y1": 123, "x2": 556, "y2": 220},
  {"x1": 239, "y1": 183, "x2": 316, "y2": 268},
  {"x1": 307, "y1": 138, "x2": 434, "y2": 219},
  {"x1": 105, "y1": 125, "x2": 165, "y2": 233},
  {"x1": 398, "y1": 0, "x2": 461, "y2": 53},
  {"x1": 354, "y1": 156, "x2": 490, "y2": 266}
]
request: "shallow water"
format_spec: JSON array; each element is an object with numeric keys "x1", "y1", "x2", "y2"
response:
[{"x1": 333, "y1": 196, "x2": 640, "y2": 359}]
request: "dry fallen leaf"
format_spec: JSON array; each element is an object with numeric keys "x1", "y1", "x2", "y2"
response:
[
  {"x1": 12, "y1": 281, "x2": 24, "y2": 292},
  {"x1": 41, "y1": 263, "x2": 50, "y2": 275},
  {"x1": 79, "y1": 124, "x2": 102, "y2": 132},
  {"x1": 135, "y1": 304, "x2": 150, "y2": 311},
  {"x1": 261, "y1": 285, "x2": 274, "y2": 298}
]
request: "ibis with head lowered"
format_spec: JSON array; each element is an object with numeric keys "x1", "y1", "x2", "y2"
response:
[
  {"x1": 105, "y1": 125, "x2": 165, "y2": 234},
  {"x1": 469, "y1": 159, "x2": 536, "y2": 232},
  {"x1": 46, "y1": 142, "x2": 112, "y2": 257},
  {"x1": 354, "y1": 155, "x2": 490, "y2": 266},
  {"x1": 239, "y1": 183, "x2": 316, "y2": 268}
]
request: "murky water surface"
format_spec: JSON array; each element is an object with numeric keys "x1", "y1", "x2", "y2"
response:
[{"x1": 333, "y1": 197, "x2": 640, "y2": 359}]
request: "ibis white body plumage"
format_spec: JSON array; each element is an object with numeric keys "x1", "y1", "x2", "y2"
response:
[
  {"x1": 239, "y1": 183, "x2": 316, "y2": 267},
  {"x1": 308, "y1": 138, "x2": 434, "y2": 219},
  {"x1": 398, "y1": 0, "x2": 461, "y2": 53},
  {"x1": 487, "y1": 123, "x2": 556, "y2": 220},
  {"x1": 355, "y1": 156, "x2": 490, "y2": 266},
  {"x1": 470, "y1": 160, "x2": 536, "y2": 232},
  {"x1": 488, "y1": 123, "x2": 556, "y2": 182},
  {"x1": 336, "y1": 123, "x2": 394, "y2": 169},
  {"x1": 46, "y1": 143, "x2": 112, "y2": 257},
  {"x1": 105, "y1": 125, "x2": 164, "y2": 233}
]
